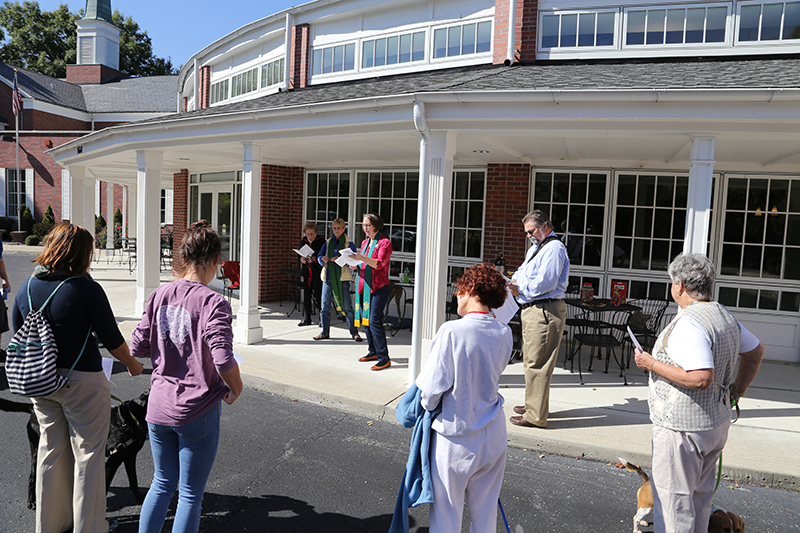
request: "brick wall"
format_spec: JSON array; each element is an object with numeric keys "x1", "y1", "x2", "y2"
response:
[
  {"x1": 493, "y1": 0, "x2": 538, "y2": 65},
  {"x1": 28, "y1": 109, "x2": 91, "y2": 131},
  {"x1": 260, "y1": 164, "x2": 305, "y2": 302},
  {"x1": 289, "y1": 24, "x2": 310, "y2": 89},
  {"x1": 172, "y1": 169, "x2": 189, "y2": 275},
  {"x1": 200, "y1": 66, "x2": 211, "y2": 109},
  {"x1": 484, "y1": 163, "x2": 531, "y2": 269},
  {"x1": 0, "y1": 134, "x2": 84, "y2": 221}
]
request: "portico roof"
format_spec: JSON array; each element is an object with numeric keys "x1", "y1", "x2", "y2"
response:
[{"x1": 48, "y1": 56, "x2": 800, "y2": 184}]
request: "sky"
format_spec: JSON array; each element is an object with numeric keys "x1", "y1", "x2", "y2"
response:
[{"x1": 35, "y1": 0, "x2": 302, "y2": 69}]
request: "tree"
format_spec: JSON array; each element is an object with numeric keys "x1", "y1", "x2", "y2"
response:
[{"x1": 0, "y1": 1, "x2": 176, "y2": 78}]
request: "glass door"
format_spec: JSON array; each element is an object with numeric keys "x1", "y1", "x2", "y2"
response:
[{"x1": 197, "y1": 184, "x2": 236, "y2": 262}]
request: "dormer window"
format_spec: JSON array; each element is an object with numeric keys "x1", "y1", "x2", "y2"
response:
[
  {"x1": 312, "y1": 43, "x2": 356, "y2": 75},
  {"x1": 210, "y1": 79, "x2": 229, "y2": 104},
  {"x1": 432, "y1": 20, "x2": 491, "y2": 59},
  {"x1": 625, "y1": 5, "x2": 728, "y2": 46},
  {"x1": 540, "y1": 11, "x2": 617, "y2": 48},
  {"x1": 231, "y1": 68, "x2": 258, "y2": 98},
  {"x1": 738, "y1": 1, "x2": 800, "y2": 41},
  {"x1": 261, "y1": 57, "x2": 285, "y2": 88},
  {"x1": 362, "y1": 31, "x2": 425, "y2": 68}
]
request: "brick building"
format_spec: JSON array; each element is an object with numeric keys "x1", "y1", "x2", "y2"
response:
[{"x1": 48, "y1": 0, "x2": 800, "y2": 366}]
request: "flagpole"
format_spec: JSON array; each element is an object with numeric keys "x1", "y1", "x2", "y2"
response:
[{"x1": 14, "y1": 69, "x2": 21, "y2": 232}]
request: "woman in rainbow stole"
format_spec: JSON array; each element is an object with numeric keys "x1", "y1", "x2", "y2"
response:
[{"x1": 352, "y1": 213, "x2": 392, "y2": 371}]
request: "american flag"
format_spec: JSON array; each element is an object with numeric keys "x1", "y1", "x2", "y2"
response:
[{"x1": 12, "y1": 70, "x2": 22, "y2": 116}]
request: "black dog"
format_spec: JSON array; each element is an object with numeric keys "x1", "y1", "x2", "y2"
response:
[{"x1": 0, "y1": 390, "x2": 149, "y2": 510}]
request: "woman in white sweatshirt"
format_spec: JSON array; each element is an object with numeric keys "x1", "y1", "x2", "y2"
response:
[{"x1": 415, "y1": 263, "x2": 513, "y2": 533}]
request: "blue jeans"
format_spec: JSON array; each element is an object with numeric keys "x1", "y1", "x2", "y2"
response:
[
  {"x1": 139, "y1": 401, "x2": 221, "y2": 533},
  {"x1": 320, "y1": 280, "x2": 357, "y2": 336},
  {"x1": 364, "y1": 284, "x2": 390, "y2": 365}
]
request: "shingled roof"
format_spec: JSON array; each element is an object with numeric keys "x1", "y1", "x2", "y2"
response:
[
  {"x1": 1, "y1": 63, "x2": 177, "y2": 114},
  {"x1": 139, "y1": 55, "x2": 800, "y2": 125}
]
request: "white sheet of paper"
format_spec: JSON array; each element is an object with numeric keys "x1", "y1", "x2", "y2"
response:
[
  {"x1": 293, "y1": 244, "x2": 314, "y2": 257},
  {"x1": 335, "y1": 254, "x2": 362, "y2": 267},
  {"x1": 102, "y1": 357, "x2": 114, "y2": 382},
  {"x1": 234, "y1": 353, "x2": 243, "y2": 366},
  {"x1": 493, "y1": 286, "x2": 520, "y2": 325},
  {"x1": 627, "y1": 326, "x2": 643, "y2": 351}
]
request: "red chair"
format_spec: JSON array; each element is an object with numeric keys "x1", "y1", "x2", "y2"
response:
[{"x1": 221, "y1": 261, "x2": 240, "y2": 302}]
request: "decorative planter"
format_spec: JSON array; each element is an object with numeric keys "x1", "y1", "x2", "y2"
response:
[{"x1": 10, "y1": 231, "x2": 28, "y2": 243}]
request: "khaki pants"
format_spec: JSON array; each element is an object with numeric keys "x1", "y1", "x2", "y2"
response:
[
  {"x1": 521, "y1": 300, "x2": 566, "y2": 427},
  {"x1": 32, "y1": 370, "x2": 110, "y2": 533}
]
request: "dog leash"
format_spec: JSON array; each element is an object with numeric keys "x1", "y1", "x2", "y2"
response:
[
  {"x1": 498, "y1": 499, "x2": 512, "y2": 533},
  {"x1": 714, "y1": 391, "x2": 742, "y2": 493}
]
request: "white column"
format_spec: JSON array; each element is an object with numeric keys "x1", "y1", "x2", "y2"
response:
[
  {"x1": 121, "y1": 185, "x2": 128, "y2": 240},
  {"x1": 82, "y1": 178, "x2": 96, "y2": 241},
  {"x1": 135, "y1": 150, "x2": 163, "y2": 316},
  {"x1": 684, "y1": 136, "x2": 716, "y2": 256},
  {"x1": 410, "y1": 130, "x2": 455, "y2": 383},
  {"x1": 105, "y1": 182, "x2": 114, "y2": 255},
  {"x1": 64, "y1": 166, "x2": 84, "y2": 224},
  {"x1": 234, "y1": 143, "x2": 263, "y2": 344},
  {"x1": 128, "y1": 184, "x2": 137, "y2": 239}
]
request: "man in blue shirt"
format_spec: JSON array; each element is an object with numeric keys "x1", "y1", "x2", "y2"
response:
[{"x1": 509, "y1": 210, "x2": 570, "y2": 428}]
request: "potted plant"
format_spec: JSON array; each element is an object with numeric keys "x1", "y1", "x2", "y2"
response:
[{"x1": 11, "y1": 205, "x2": 33, "y2": 243}]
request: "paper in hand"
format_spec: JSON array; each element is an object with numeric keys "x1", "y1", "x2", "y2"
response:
[
  {"x1": 627, "y1": 326, "x2": 643, "y2": 352},
  {"x1": 293, "y1": 244, "x2": 314, "y2": 257},
  {"x1": 234, "y1": 353, "x2": 244, "y2": 366},
  {"x1": 102, "y1": 357, "x2": 114, "y2": 383}
]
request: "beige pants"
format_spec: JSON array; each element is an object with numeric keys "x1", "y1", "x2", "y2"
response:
[
  {"x1": 32, "y1": 370, "x2": 111, "y2": 533},
  {"x1": 521, "y1": 300, "x2": 566, "y2": 427},
  {"x1": 652, "y1": 420, "x2": 731, "y2": 533}
]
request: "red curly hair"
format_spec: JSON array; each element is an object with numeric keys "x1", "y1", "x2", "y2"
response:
[{"x1": 455, "y1": 263, "x2": 508, "y2": 310}]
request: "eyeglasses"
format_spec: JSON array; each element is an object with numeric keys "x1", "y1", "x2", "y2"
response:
[{"x1": 525, "y1": 228, "x2": 538, "y2": 236}]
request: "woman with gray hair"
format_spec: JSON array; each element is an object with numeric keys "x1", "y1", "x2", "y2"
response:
[{"x1": 634, "y1": 253, "x2": 764, "y2": 533}]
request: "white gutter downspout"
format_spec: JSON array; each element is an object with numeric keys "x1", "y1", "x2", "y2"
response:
[
  {"x1": 283, "y1": 13, "x2": 292, "y2": 91},
  {"x1": 505, "y1": 0, "x2": 517, "y2": 66},
  {"x1": 410, "y1": 100, "x2": 430, "y2": 385}
]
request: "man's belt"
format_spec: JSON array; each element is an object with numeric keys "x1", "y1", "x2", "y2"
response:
[{"x1": 520, "y1": 298, "x2": 563, "y2": 310}]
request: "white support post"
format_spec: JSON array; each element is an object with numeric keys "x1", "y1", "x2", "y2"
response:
[
  {"x1": 83, "y1": 178, "x2": 95, "y2": 242},
  {"x1": 684, "y1": 136, "x2": 716, "y2": 256},
  {"x1": 409, "y1": 130, "x2": 455, "y2": 384},
  {"x1": 234, "y1": 143, "x2": 263, "y2": 344},
  {"x1": 128, "y1": 184, "x2": 137, "y2": 239},
  {"x1": 135, "y1": 150, "x2": 163, "y2": 316},
  {"x1": 106, "y1": 182, "x2": 114, "y2": 257},
  {"x1": 121, "y1": 185, "x2": 128, "y2": 240},
  {"x1": 65, "y1": 166, "x2": 84, "y2": 225}
]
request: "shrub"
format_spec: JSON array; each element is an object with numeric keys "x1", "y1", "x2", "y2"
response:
[
  {"x1": 114, "y1": 207, "x2": 123, "y2": 226},
  {"x1": 33, "y1": 220, "x2": 55, "y2": 239},
  {"x1": 95, "y1": 214, "x2": 107, "y2": 234},
  {"x1": 25, "y1": 235, "x2": 40, "y2": 246},
  {"x1": 20, "y1": 205, "x2": 34, "y2": 234},
  {"x1": 43, "y1": 205, "x2": 55, "y2": 224}
]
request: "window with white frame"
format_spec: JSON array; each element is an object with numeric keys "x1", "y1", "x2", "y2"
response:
[
  {"x1": 261, "y1": 57, "x2": 285, "y2": 88},
  {"x1": 305, "y1": 172, "x2": 352, "y2": 240},
  {"x1": 613, "y1": 173, "x2": 693, "y2": 272},
  {"x1": 362, "y1": 31, "x2": 426, "y2": 69},
  {"x1": 540, "y1": 11, "x2": 617, "y2": 49},
  {"x1": 625, "y1": 5, "x2": 728, "y2": 46},
  {"x1": 432, "y1": 20, "x2": 492, "y2": 59},
  {"x1": 738, "y1": 1, "x2": 800, "y2": 42},
  {"x1": 716, "y1": 175, "x2": 800, "y2": 312},
  {"x1": 312, "y1": 43, "x2": 356, "y2": 76},
  {"x1": 532, "y1": 171, "x2": 608, "y2": 268},
  {"x1": 231, "y1": 68, "x2": 258, "y2": 98},
  {"x1": 450, "y1": 171, "x2": 485, "y2": 260},
  {"x1": 5, "y1": 168, "x2": 27, "y2": 218},
  {"x1": 210, "y1": 79, "x2": 228, "y2": 104}
]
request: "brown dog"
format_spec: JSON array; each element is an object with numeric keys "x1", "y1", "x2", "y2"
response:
[
  {"x1": 621, "y1": 460, "x2": 653, "y2": 533},
  {"x1": 709, "y1": 506, "x2": 745, "y2": 533}
]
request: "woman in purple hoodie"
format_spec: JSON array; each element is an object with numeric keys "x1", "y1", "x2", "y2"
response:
[{"x1": 132, "y1": 220, "x2": 243, "y2": 533}]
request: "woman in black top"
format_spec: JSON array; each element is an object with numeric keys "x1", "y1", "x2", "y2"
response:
[
  {"x1": 12, "y1": 223, "x2": 142, "y2": 533},
  {"x1": 298, "y1": 221, "x2": 324, "y2": 326}
]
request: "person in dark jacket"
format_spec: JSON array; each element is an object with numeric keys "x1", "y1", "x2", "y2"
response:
[
  {"x1": 13, "y1": 223, "x2": 143, "y2": 533},
  {"x1": 298, "y1": 221, "x2": 324, "y2": 326}
]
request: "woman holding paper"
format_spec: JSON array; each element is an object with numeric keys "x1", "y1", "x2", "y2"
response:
[
  {"x1": 315, "y1": 218, "x2": 362, "y2": 341},
  {"x1": 352, "y1": 213, "x2": 392, "y2": 370},
  {"x1": 298, "y1": 221, "x2": 325, "y2": 327},
  {"x1": 132, "y1": 220, "x2": 243, "y2": 533}
]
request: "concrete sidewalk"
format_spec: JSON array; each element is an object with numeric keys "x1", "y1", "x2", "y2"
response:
[{"x1": 81, "y1": 252, "x2": 800, "y2": 492}]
